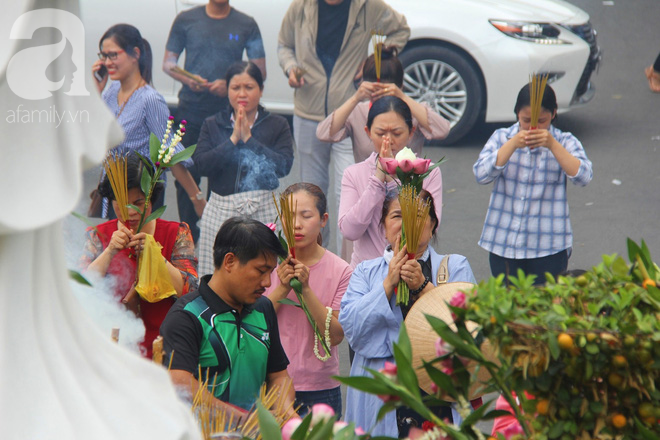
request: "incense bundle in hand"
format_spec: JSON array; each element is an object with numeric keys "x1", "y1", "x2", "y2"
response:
[
  {"x1": 103, "y1": 153, "x2": 129, "y2": 223},
  {"x1": 529, "y1": 73, "x2": 549, "y2": 129},
  {"x1": 371, "y1": 31, "x2": 385, "y2": 82},
  {"x1": 272, "y1": 192, "x2": 297, "y2": 259},
  {"x1": 397, "y1": 185, "x2": 431, "y2": 305},
  {"x1": 171, "y1": 65, "x2": 205, "y2": 84}
]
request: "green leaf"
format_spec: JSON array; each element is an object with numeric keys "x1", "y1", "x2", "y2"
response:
[
  {"x1": 256, "y1": 402, "x2": 282, "y2": 440},
  {"x1": 278, "y1": 298, "x2": 302, "y2": 308},
  {"x1": 167, "y1": 143, "x2": 197, "y2": 166},
  {"x1": 69, "y1": 270, "x2": 92, "y2": 287},
  {"x1": 135, "y1": 151, "x2": 154, "y2": 174},
  {"x1": 392, "y1": 343, "x2": 420, "y2": 400},
  {"x1": 140, "y1": 164, "x2": 152, "y2": 197},
  {"x1": 548, "y1": 331, "x2": 560, "y2": 359},
  {"x1": 126, "y1": 204, "x2": 143, "y2": 216},
  {"x1": 548, "y1": 421, "x2": 564, "y2": 438},
  {"x1": 333, "y1": 376, "x2": 393, "y2": 396},
  {"x1": 149, "y1": 133, "x2": 161, "y2": 164},
  {"x1": 141, "y1": 204, "x2": 167, "y2": 227},
  {"x1": 70, "y1": 211, "x2": 98, "y2": 232},
  {"x1": 290, "y1": 414, "x2": 312, "y2": 440},
  {"x1": 422, "y1": 361, "x2": 457, "y2": 397},
  {"x1": 307, "y1": 418, "x2": 335, "y2": 440},
  {"x1": 375, "y1": 401, "x2": 398, "y2": 422},
  {"x1": 634, "y1": 417, "x2": 658, "y2": 440},
  {"x1": 398, "y1": 323, "x2": 412, "y2": 360},
  {"x1": 290, "y1": 278, "x2": 303, "y2": 294},
  {"x1": 461, "y1": 399, "x2": 491, "y2": 426}
]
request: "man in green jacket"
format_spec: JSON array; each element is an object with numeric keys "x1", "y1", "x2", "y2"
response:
[{"x1": 161, "y1": 217, "x2": 294, "y2": 416}]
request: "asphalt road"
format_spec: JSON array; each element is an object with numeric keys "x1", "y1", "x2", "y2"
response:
[{"x1": 71, "y1": 0, "x2": 660, "y2": 429}]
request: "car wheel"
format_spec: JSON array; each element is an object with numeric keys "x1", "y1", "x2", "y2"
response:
[{"x1": 399, "y1": 45, "x2": 484, "y2": 145}]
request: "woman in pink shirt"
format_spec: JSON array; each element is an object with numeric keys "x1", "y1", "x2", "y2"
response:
[
  {"x1": 316, "y1": 47, "x2": 450, "y2": 163},
  {"x1": 338, "y1": 96, "x2": 443, "y2": 269},
  {"x1": 265, "y1": 183, "x2": 352, "y2": 417}
]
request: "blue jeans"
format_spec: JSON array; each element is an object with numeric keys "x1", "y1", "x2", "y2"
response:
[{"x1": 295, "y1": 386, "x2": 342, "y2": 420}]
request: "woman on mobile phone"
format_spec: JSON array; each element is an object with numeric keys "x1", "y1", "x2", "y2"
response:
[{"x1": 91, "y1": 24, "x2": 203, "y2": 220}]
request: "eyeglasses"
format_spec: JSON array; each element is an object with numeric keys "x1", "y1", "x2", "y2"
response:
[{"x1": 98, "y1": 50, "x2": 125, "y2": 61}]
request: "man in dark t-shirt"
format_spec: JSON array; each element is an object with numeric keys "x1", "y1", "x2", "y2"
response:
[
  {"x1": 160, "y1": 218, "x2": 294, "y2": 413},
  {"x1": 163, "y1": 0, "x2": 266, "y2": 243}
]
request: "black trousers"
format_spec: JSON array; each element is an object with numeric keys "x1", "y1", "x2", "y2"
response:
[
  {"x1": 489, "y1": 249, "x2": 569, "y2": 285},
  {"x1": 173, "y1": 106, "x2": 217, "y2": 244}
]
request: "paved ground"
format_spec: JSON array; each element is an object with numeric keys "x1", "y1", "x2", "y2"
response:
[{"x1": 69, "y1": 0, "x2": 660, "y2": 433}]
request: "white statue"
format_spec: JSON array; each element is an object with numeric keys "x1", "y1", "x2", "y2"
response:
[{"x1": 0, "y1": 1, "x2": 201, "y2": 438}]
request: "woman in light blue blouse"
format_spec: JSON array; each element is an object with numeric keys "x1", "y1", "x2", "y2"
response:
[
  {"x1": 473, "y1": 83, "x2": 593, "y2": 282},
  {"x1": 92, "y1": 24, "x2": 202, "y2": 219}
]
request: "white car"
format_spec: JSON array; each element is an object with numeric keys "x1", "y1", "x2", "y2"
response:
[{"x1": 81, "y1": 0, "x2": 600, "y2": 144}]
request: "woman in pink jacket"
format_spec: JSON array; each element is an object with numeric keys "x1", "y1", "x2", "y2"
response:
[{"x1": 338, "y1": 96, "x2": 443, "y2": 269}]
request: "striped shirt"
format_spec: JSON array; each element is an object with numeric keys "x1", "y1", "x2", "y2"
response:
[
  {"x1": 473, "y1": 123, "x2": 593, "y2": 259},
  {"x1": 102, "y1": 81, "x2": 188, "y2": 163},
  {"x1": 101, "y1": 82, "x2": 190, "y2": 216}
]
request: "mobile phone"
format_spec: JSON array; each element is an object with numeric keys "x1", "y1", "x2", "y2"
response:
[{"x1": 94, "y1": 65, "x2": 107, "y2": 82}]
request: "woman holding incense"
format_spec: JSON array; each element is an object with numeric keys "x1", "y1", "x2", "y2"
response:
[
  {"x1": 80, "y1": 153, "x2": 198, "y2": 359},
  {"x1": 316, "y1": 47, "x2": 450, "y2": 163},
  {"x1": 265, "y1": 183, "x2": 352, "y2": 418},
  {"x1": 339, "y1": 190, "x2": 476, "y2": 437},
  {"x1": 92, "y1": 24, "x2": 203, "y2": 219},
  {"x1": 193, "y1": 61, "x2": 294, "y2": 277},
  {"x1": 473, "y1": 83, "x2": 593, "y2": 281},
  {"x1": 338, "y1": 96, "x2": 443, "y2": 269}
]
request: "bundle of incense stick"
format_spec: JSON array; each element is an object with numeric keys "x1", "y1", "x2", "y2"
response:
[
  {"x1": 103, "y1": 153, "x2": 129, "y2": 222},
  {"x1": 272, "y1": 192, "x2": 297, "y2": 259},
  {"x1": 397, "y1": 186, "x2": 431, "y2": 304},
  {"x1": 152, "y1": 335, "x2": 163, "y2": 364},
  {"x1": 172, "y1": 65, "x2": 205, "y2": 84},
  {"x1": 191, "y1": 365, "x2": 297, "y2": 440},
  {"x1": 529, "y1": 73, "x2": 549, "y2": 129},
  {"x1": 371, "y1": 31, "x2": 386, "y2": 82}
]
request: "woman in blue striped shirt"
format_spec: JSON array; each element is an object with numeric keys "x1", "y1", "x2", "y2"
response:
[
  {"x1": 473, "y1": 83, "x2": 593, "y2": 283},
  {"x1": 92, "y1": 24, "x2": 203, "y2": 220}
]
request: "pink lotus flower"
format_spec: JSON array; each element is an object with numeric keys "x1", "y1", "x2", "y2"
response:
[
  {"x1": 332, "y1": 421, "x2": 348, "y2": 434},
  {"x1": 501, "y1": 421, "x2": 525, "y2": 439},
  {"x1": 265, "y1": 222, "x2": 277, "y2": 232},
  {"x1": 449, "y1": 291, "x2": 467, "y2": 320},
  {"x1": 378, "y1": 157, "x2": 431, "y2": 175},
  {"x1": 449, "y1": 291, "x2": 467, "y2": 309},
  {"x1": 380, "y1": 361, "x2": 398, "y2": 380},
  {"x1": 435, "y1": 337, "x2": 452, "y2": 357},
  {"x1": 310, "y1": 403, "x2": 335, "y2": 426},
  {"x1": 355, "y1": 427, "x2": 366, "y2": 436},
  {"x1": 440, "y1": 358, "x2": 454, "y2": 376},
  {"x1": 430, "y1": 382, "x2": 439, "y2": 394},
  {"x1": 281, "y1": 417, "x2": 302, "y2": 440}
]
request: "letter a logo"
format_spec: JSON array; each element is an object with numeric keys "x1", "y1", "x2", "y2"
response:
[{"x1": 7, "y1": 9, "x2": 89, "y2": 100}]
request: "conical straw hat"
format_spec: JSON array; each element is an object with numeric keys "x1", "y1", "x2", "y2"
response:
[{"x1": 404, "y1": 282, "x2": 494, "y2": 400}]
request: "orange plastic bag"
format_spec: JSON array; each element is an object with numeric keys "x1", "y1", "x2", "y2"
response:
[{"x1": 135, "y1": 234, "x2": 176, "y2": 303}]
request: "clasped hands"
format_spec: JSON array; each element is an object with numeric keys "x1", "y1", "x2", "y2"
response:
[
  {"x1": 276, "y1": 256, "x2": 310, "y2": 289},
  {"x1": 107, "y1": 223, "x2": 147, "y2": 257},
  {"x1": 384, "y1": 235, "x2": 426, "y2": 295},
  {"x1": 230, "y1": 105, "x2": 252, "y2": 144}
]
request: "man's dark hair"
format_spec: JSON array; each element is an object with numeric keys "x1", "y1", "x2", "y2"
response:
[{"x1": 213, "y1": 217, "x2": 286, "y2": 268}]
